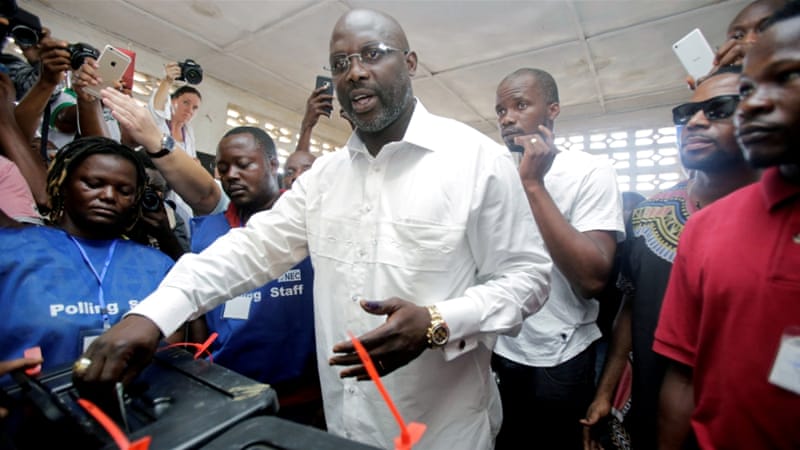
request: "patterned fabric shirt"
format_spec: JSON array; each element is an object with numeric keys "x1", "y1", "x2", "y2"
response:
[{"x1": 617, "y1": 179, "x2": 699, "y2": 448}]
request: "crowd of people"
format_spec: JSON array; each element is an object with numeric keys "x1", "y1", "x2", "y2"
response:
[{"x1": 1, "y1": 0, "x2": 798, "y2": 449}]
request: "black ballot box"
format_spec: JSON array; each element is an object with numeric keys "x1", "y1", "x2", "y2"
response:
[
  {"x1": 1, "y1": 347, "x2": 280, "y2": 449},
  {"x1": 1, "y1": 347, "x2": 383, "y2": 449},
  {"x1": 203, "y1": 416, "x2": 381, "y2": 450}
]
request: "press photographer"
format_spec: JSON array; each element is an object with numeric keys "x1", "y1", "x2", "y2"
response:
[
  {"x1": 0, "y1": 1, "x2": 45, "y2": 101},
  {"x1": 147, "y1": 60, "x2": 203, "y2": 235}
]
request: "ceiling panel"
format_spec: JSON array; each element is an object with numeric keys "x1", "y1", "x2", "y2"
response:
[
  {"x1": 348, "y1": 0, "x2": 577, "y2": 73},
  {"x1": 21, "y1": 0, "x2": 753, "y2": 145},
  {"x1": 575, "y1": 0, "x2": 727, "y2": 37}
]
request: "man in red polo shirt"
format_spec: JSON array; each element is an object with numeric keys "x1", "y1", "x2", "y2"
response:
[{"x1": 654, "y1": 2, "x2": 800, "y2": 449}]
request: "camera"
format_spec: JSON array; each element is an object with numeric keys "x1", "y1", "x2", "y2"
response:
[
  {"x1": 141, "y1": 187, "x2": 163, "y2": 213},
  {"x1": 66, "y1": 42, "x2": 100, "y2": 70},
  {"x1": 8, "y1": 8, "x2": 42, "y2": 48},
  {"x1": 177, "y1": 59, "x2": 203, "y2": 85}
]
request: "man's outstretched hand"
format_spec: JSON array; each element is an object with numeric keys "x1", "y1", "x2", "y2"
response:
[{"x1": 330, "y1": 298, "x2": 431, "y2": 380}]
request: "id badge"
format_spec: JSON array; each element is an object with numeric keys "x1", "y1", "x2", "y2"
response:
[
  {"x1": 222, "y1": 295, "x2": 252, "y2": 320},
  {"x1": 768, "y1": 326, "x2": 800, "y2": 395},
  {"x1": 80, "y1": 328, "x2": 106, "y2": 353}
]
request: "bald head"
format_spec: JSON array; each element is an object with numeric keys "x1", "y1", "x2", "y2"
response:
[
  {"x1": 331, "y1": 9, "x2": 409, "y2": 51},
  {"x1": 328, "y1": 8, "x2": 417, "y2": 141},
  {"x1": 283, "y1": 151, "x2": 317, "y2": 190}
]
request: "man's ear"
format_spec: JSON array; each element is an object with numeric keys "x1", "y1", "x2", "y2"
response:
[
  {"x1": 270, "y1": 157, "x2": 280, "y2": 174},
  {"x1": 548, "y1": 102, "x2": 561, "y2": 123},
  {"x1": 405, "y1": 50, "x2": 418, "y2": 77}
]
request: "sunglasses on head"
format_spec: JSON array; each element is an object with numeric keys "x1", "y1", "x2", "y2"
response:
[{"x1": 672, "y1": 94, "x2": 740, "y2": 126}]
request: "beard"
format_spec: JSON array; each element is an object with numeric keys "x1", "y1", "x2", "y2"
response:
[
  {"x1": 346, "y1": 81, "x2": 414, "y2": 133},
  {"x1": 680, "y1": 146, "x2": 744, "y2": 173}
]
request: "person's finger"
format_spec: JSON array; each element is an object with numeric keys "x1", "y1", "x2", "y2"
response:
[
  {"x1": 582, "y1": 425, "x2": 593, "y2": 450},
  {"x1": 717, "y1": 45, "x2": 744, "y2": 67},
  {"x1": 685, "y1": 75, "x2": 697, "y2": 90},
  {"x1": 0, "y1": 357, "x2": 44, "y2": 376},
  {"x1": 537, "y1": 125, "x2": 556, "y2": 146}
]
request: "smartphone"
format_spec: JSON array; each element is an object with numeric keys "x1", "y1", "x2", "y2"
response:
[
  {"x1": 83, "y1": 45, "x2": 132, "y2": 98},
  {"x1": 315, "y1": 75, "x2": 333, "y2": 96},
  {"x1": 672, "y1": 28, "x2": 715, "y2": 81}
]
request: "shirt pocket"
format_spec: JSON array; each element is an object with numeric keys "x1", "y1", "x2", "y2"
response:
[{"x1": 375, "y1": 220, "x2": 466, "y2": 272}]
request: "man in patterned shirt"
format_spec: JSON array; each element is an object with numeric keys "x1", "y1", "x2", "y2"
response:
[{"x1": 582, "y1": 65, "x2": 759, "y2": 449}]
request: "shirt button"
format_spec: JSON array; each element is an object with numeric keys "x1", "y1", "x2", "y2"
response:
[
  {"x1": 364, "y1": 205, "x2": 371, "y2": 212},
  {"x1": 346, "y1": 385, "x2": 355, "y2": 394}
]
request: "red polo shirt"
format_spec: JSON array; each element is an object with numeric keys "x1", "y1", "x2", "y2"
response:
[{"x1": 654, "y1": 167, "x2": 800, "y2": 449}]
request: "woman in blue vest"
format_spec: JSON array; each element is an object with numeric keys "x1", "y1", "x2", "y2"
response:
[{"x1": 0, "y1": 137, "x2": 174, "y2": 375}]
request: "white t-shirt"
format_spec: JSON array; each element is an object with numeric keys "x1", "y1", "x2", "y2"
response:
[
  {"x1": 148, "y1": 89, "x2": 198, "y2": 231},
  {"x1": 494, "y1": 149, "x2": 625, "y2": 367}
]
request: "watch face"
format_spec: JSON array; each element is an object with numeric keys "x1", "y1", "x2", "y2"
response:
[
  {"x1": 431, "y1": 324, "x2": 449, "y2": 345},
  {"x1": 162, "y1": 134, "x2": 175, "y2": 151}
]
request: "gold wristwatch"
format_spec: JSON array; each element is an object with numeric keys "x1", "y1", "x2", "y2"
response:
[{"x1": 426, "y1": 305, "x2": 450, "y2": 348}]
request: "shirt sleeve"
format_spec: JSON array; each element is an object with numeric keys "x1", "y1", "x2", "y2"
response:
[
  {"x1": 571, "y1": 156, "x2": 626, "y2": 241},
  {"x1": 148, "y1": 88, "x2": 171, "y2": 122},
  {"x1": 130, "y1": 182, "x2": 310, "y2": 336},
  {"x1": 436, "y1": 149, "x2": 552, "y2": 360},
  {"x1": 652, "y1": 222, "x2": 702, "y2": 367}
]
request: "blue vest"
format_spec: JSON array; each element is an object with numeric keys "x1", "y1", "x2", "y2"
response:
[
  {"x1": 0, "y1": 226, "x2": 174, "y2": 372},
  {"x1": 190, "y1": 213, "x2": 315, "y2": 384}
]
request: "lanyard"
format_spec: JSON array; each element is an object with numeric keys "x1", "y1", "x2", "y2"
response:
[
  {"x1": 165, "y1": 120, "x2": 187, "y2": 143},
  {"x1": 70, "y1": 236, "x2": 118, "y2": 330}
]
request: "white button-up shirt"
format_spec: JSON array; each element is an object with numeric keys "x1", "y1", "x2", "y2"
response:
[{"x1": 133, "y1": 101, "x2": 551, "y2": 450}]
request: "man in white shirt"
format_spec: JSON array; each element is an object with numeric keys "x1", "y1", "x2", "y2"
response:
[
  {"x1": 492, "y1": 68, "x2": 625, "y2": 449},
  {"x1": 76, "y1": 9, "x2": 552, "y2": 450}
]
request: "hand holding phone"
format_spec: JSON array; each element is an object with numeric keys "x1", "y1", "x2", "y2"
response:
[
  {"x1": 81, "y1": 45, "x2": 132, "y2": 98},
  {"x1": 315, "y1": 75, "x2": 334, "y2": 96},
  {"x1": 309, "y1": 75, "x2": 334, "y2": 120},
  {"x1": 673, "y1": 29, "x2": 715, "y2": 81}
]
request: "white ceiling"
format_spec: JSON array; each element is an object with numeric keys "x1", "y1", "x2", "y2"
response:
[{"x1": 23, "y1": 0, "x2": 750, "y2": 142}]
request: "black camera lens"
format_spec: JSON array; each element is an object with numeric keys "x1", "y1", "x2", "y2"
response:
[
  {"x1": 11, "y1": 25, "x2": 38, "y2": 47},
  {"x1": 9, "y1": 8, "x2": 41, "y2": 47},
  {"x1": 141, "y1": 187, "x2": 163, "y2": 213},
  {"x1": 66, "y1": 42, "x2": 100, "y2": 70},
  {"x1": 177, "y1": 59, "x2": 203, "y2": 85}
]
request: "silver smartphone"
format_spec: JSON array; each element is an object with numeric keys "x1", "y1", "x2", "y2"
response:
[
  {"x1": 672, "y1": 28, "x2": 715, "y2": 81},
  {"x1": 83, "y1": 45, "x2": 132, "y2": 98}
]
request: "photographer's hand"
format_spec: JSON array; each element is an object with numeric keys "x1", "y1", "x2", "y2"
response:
[
  {"x1": 37, "y1": 35, "x2": 71, "y2": 86},
  {"x1": 164, "y1": 62, "x2": 181, "y2": 83}
]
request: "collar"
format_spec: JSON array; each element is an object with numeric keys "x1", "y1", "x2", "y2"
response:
[
  {"x1": 761, "y1": 167, "x2": 800, "y2": 211},
  {"x1": 223, "y1": 189, "x2": 286, "y2": 227},
  {"x1": 224, "y1": 202, "x2": 242, "y2": 228},
  {"x1": 345, "y1": 99, "x2": 437, "y2": 158}
]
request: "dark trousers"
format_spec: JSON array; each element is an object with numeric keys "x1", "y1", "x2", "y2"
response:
[{"x1": 492, "y1": 345, "x2": 596, "y2": 450}]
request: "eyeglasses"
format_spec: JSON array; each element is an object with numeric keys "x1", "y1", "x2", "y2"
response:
[
  {"x1": 326, "y1": 42, "x2": 408, "y2": 76},
  {"x1": 672, "y1": 95, "x2": 740, "y2": 125}
]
